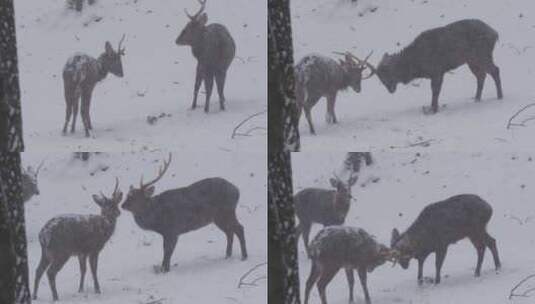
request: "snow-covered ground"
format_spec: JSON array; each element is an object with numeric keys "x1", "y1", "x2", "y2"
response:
[
  {"x1": 22, "y1": 152, "x2": 266, "y2": 304},
  {"x1": 292, "y1": 152, "x2": 535, "y2": 304},
  {"x1": 291, "y1": 0, "x2": 535, "y2": 151},
  {"x1": 15, "y1": 0, "x2": 266, "y2": 152}
]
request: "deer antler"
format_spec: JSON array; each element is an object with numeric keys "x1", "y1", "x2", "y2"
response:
[
  {"x1": 112, "y1": 177, "x2": 120, "y2": 197},
  {"x1": 348, "y1": 51, "x2": 377, "y2": 79},
  {"x1": 140, "y1": 153, "x2": 172, "y2": 190},
  {"x1": 184, "y1": 0, "x2": 207, "y2": 20},
  {"x1": 118, "y1": 34, "x2": 126, "y2": 56},
  {"x1": 34, "y1": 160, "x2": 45, "y2": 177}
]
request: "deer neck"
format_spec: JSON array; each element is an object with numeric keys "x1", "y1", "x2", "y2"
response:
[
  {"x1": 392, "y1": 50, "x2": 418, "y2": 84},
  {"x1": 96, "y1": 54, "x2": 111, "y2": 81},
  {"x1": 337, "y1": 64, "x2": 352, "y2": 91},
  {"x1": 190, "y1": 29, "x2": 207, "y2": 59}
]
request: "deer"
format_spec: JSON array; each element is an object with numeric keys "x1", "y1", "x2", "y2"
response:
[
  {"x1": 67, "y1": 0, "x2": 96, "y2": 12},
  {"x1": 62, "y1": 35, "x2": 126, "y2": 137},
  {"x1": 374, "y1": 19, "x2": 503, "y2": 114},
  {"x1": 121, "y1": 154, "x2": 247, "y2": 273},
  {"x1": 304, "y1": 226, "x2": 396, "y2": 304},
  {"x1": 390, "y1": 194, "x2": 501, "y2": 285},
  {"x1": 294, "y1": 51, "x2": 375, "y2": 134},
  {"x1": 21, "y1": 161, "x2": 44, "y2": 203},
  {"x1": 33, "y1": 178, "x2": 122, "y2": 301},
  {"x1": 175, "y1": 0, "x2": 236, "y2": 113},
  {"x1": 294, "y1": 173, "x2": 358, "y2": 257}
]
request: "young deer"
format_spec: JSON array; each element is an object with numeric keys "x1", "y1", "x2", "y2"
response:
[
  {"x1": 33, "y1": 178, "x2": 122, "y2": 301},
  {"x1": 21, "y1": 161, "x2": 44, "y2": 203},
  {"x1": 304, "y1": 226, "x2": 395, "y2": 304},
  {"x1": 294, "y1": 173, "x2": 358, "y2": 256},
  {"x1": 175, "y1": 0, "x2": 236, "y2": 113},
  {"x1": 121, "y1": 154, "x2": 247, "y2": 273},
  {"x1": 295, "y1": 51, "x2": 375, "y2": 134},
  {"x1": 67, "y1": 0, "x2": 96, "y2": 12},
  {"x1": 62, "y1": 36, "x2": 126, "y2": 137},
  {"x1": 391, "y1": 194, "x2": 501, "y2": 285}
]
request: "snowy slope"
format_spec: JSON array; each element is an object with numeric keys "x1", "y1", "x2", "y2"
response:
[
  {"x1": 15, "y1": 0, "x2": 266, "y2": 152},
  {"x1": 22, "y1": 152, "x2": 266, "y2": 304},
  {"x1": 292, "y1": 152, "x2": 535, "y2": 304},
  {"x1": 291, "y1": 0, "x2": 535, "y2": 151}
]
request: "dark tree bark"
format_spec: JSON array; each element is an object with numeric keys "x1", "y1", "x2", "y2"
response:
[
  {"x1": 0, "y1": 153, "x2": 30, "y2": 304},
  {"x1": 268, "y1": 0, "x2": 300, "y2": 152},
  {"x1": 0, "y1": 0, "x2": 24, "y2": 151},
  {"x1": 268, "y1": 152, "x2": 300, "y2": 304}
]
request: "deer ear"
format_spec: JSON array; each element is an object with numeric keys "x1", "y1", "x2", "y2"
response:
[
  {"x1": 391, "y1": 228, "x2": 400, "y2": 247},
  {"x1": 329, "y1": 178, "x2": 338, "y2": 188},
  {"x1": 198, "y1": 13, "x2": 208, "y2": 25},
  {"x1": 145, "y1": 186, "x2": 155, "y2": 197},
  {"x1": 105, "y1": 41, "x2": 114, "y2": 55},
  {"x1": 92, "y1": 194, "x2": 104, "y2": 206}
]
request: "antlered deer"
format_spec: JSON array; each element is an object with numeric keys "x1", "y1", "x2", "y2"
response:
[
  {"x1": 121, "y1": 154, "x2": 247, "y2": 273},
  {"x1": 33, "y1": 178, "x2": 122, "y2": 301},
  {"x1": 295, "y1": 51, "x2": 375, "y2": 134},
  {"x1": 304, "y1": 226, "x2": 395, "y2": 304},
  {"x1": 375, "y1": 19, "x2": 503, "y2": 114},
  {"x1": 175, "y1": 0, "x2": 236, "y2": 113},
  {"x1": 62, "y1": 36, "x2": 126, "y2": 137},
  {"x1": 390, "y1": 194, "x2": 501, "y2": 285},
  {"x1": 21, "y1": 161, "x2": 44, "y2": 203},
  {"x1": 294, "y1": 173, "x2": 358, "y2": 256}
]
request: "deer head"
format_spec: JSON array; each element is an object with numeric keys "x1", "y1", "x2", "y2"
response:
[
  {"x1": 22, "y1": 161, "x2": 44, "y2": 197},
  {"x1": 333, "y1": 51, "x2": 377, "y2": 93},
  {"x1": 176, "y1": 0, "x2": 208, "y2": 46},
  {"x1": 376, "y1": 53, "x2": 398, "y2": 93},
  {"x1": 390, "y1": 228, "x2": 415, "y2": 269},
  {"x1": 102, "y1": 34, "x2": 126, "y2": 77},
  {"x1": 122, "y1": 154, "x2": 172, "y2": 214},
  {"x1": 328, "y1": 172, "x2": 358, "y2": 223},
  {"x1": 92, "y1": 177, "x2": 123, "y2": 220}
]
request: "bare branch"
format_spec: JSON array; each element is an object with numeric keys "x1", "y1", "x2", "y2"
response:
[
  {"x1": 231, "y1": 110, "x2": 267, "y2": 139},
  {"x1": 510, "y1": 274, "x2": 535, "y2": 299},
  {"x1": 507, "y1": 103, "x2": 535, "y2": 129},
  {"x1": 237, "y1": 262, "x2": 267, "y2": 288}
]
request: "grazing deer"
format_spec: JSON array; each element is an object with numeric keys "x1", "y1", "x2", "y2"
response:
[
  {"x1": 33, "y1": 178, "x2": 122, "y2": 301},
  {"x1": 62, "y1": 36, "x2": 126, "y2": 137},
  {"x1": 374, "y1": 19, "x2": 503, "y2": 114},
  {"x1": 67, "y1": 0, "x2": 96, "y2": 12},
  {"x1": 304, "y1": 226, "x2": 395, "y2": 304},
  {"x1": 121, "y1": 154, "x2": 247, "y2": 273},
  {"x1": 21, "y1": 161, "x2": 44, "y2": 203},
  {"x1": 391, "y1": 194, "x2": 501, "y2": 285},
  {"x1": 294, "y1": 173, "x2": 358, "y2": 256},
  {"x1": 175, "y1": 0, "x2": 236, "y2": 113},
  {"x1": 294, "y1": 51, "x2": 375, "y2": 134}
]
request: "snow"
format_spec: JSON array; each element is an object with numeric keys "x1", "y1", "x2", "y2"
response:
[
  {"x1": 15, "y1": 0, "x2": 266, "y2": 152},
  {"x1": 291, "y1": 0, "x2": 535, "y2": 151},
  {"x1": 292, "y1": 151, "x2": 535, "y2": 304},
  {"x1": 23, "y1": 152, "x2": 266, "y2": 304}
]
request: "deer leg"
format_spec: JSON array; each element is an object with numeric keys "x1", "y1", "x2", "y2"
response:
[
  {"x1": 78, "y1": 255, "x2": 87, "y2": 292},
  {"x1": 80, "y1": 89, "x2": 93, "y2": 137},
  {"x1": 469, "y1": 237, "x2": 486, "y2": 277},
  {"x1": 46, "y1": 254, "x2": 70, "y2": 301},
  {"x1": 304, "y1": 107, "x2": 316, "y2": 135},
  {"x1": 33, "y1": 249, "x2": 50, "y2": 300},
  {"x1": 468, "y1": 64, "x2": 486, "y2": 101},
  {"x1": 345, "y1": 268, "x2": 355, "y2": 303},
  {"x1": 317, "y1": 266, "x2": 339, "y2": 304},
  {"x1": 192, "y1": 64, "x2": 202, "y2": 109},
  {"x1": 488, "y1": 64, "x2": 503, "y2": 99},
  {"x1": 417, "y1": 257, "x2": 425, "y2": 285},
  {"x1": 63, "y1": 85, "x2": 74, "y2": 134},
  {"x1": 89, "y1": 253, "x2": 100, "y2": 293},
  {"x1": 233, "y1": 221, "x2": 248, "y2": 260},
  {"x1": 484, "y1": 232, "x2": 501, "y2": 270},
  {"x1": 161, "y1": 234, "x2": 178, "y2": 272},
  {"x1": 215, "y1": 70, "x2": 227, "y2": 111},
  {"x1": 302, "y1": 222, "x2": 312, "y2": 258},
  {"x1": 357, "y1": 268, "x2": 371, "y2": 304},
  {"x1": 434, "y1": 247, "x2": 448, "y2": 284},
  {"x1": 71, "y1": 93, "x2": 80, "y2": 133},
  {"x1": 203, "y1": 71, "x2": 215, "y2": 113},
  {"x1": 429, "y1": 75, "x2": 444, "y2": 114},
  {"x1": 304, "y1": 262, "x2": 320, "y2": 304},
  {"x1": 326, "y1": 94, "x2": 337, "y2": 124}
]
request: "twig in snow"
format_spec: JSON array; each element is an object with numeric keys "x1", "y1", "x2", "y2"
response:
[
  {"x1": 507, "y1": 103, "x2": 535, "y2": 129},
  {"x1": 231, "y1": 110, "x2": 267, "y2": 139},
  {"x1": 510, "y1": 275, "x2": 535, "y2": 299},
  {"x1": 144, "y1": 298, "x2": 166, "y2": 304},
  {"x1": 237, "y1": 262, "x2": 267, "y2": 288},
  {"x1": 390, "y1": 139, "x2": 436, "y2": 149}
]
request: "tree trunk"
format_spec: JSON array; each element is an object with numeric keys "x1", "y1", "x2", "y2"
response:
[
  {"x1": 268, "y1": 152, "x2": 301, "y2": 304},
  {"x1": 268, "y1": 0, "x2": 300, "y2": 152}
]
